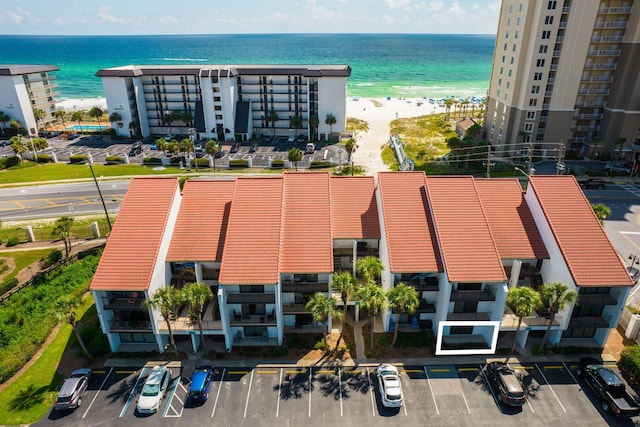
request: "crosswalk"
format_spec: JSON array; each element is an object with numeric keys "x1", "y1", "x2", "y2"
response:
[{"x1": 620, "y1": 183, "x2": 640, "y2": 198}]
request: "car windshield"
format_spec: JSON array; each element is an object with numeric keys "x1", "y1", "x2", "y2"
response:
[{"x1": 142, "y1": 383, "x2": 160, "y2": 396}]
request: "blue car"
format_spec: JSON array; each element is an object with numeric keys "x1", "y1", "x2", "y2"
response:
[{"x1": 186, "y1": 365, "x2": 214, "y2": 405}]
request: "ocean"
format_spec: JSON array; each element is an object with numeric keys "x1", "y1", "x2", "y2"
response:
[{"x1": 1, "y1": 34, "x2": 495, "y2": 100}]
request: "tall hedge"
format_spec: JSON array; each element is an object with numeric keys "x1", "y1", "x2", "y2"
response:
[{"x1": 620, "y1": 345, "x2": 640, "y2": 382}]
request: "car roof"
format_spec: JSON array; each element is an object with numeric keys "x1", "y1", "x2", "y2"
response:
[
  {"x1": 59, "y1": 377, "x2": 83, "y2": 397},
  {"x1": 146, "y1": 366, "x2": 168, "y2": 384},
  {"x1": 190, "y1": 367, "x2": 213, "y2": 390}
]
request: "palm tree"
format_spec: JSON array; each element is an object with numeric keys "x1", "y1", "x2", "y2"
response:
[
  {"x1": 71, "y1": 111, "x2": 84, "y2": 133},
  {"x1": 591, "y1": 203, "x2": 612, "y2": 225},
  {"x1": 266, "y1": 110, "x2": 279, "y2": 136},
  {"x1": 289, "y1": 115, "x2": 303, "y2": 137},
  {"x1": 54, "y1": 296, "x2": 92, "y2": 359},
  {"x1": 109, "y1": 112, "x2": 121, "y2": 128},
  {"x1": 0, "y1": 111, "x2": 9, "y2": 134},
  {"x1": 10, "y1": 135, "x2": 26, "y2": 162},
  {"x1": 506, "y1": 286, "x2": 542, "y2": 354},
  {"x1": 10, "y1": 119, "x2": 23, "y2": 136},
  {"x1": 387, "y1": 283, "x2": 419, "y2": 347},
  {"x1": 288, "y1": 147, "x2": 303, "y2": 171},
  {"x1": 588, "y1": 137, "x2": 602, "y2": 172},
  {"x1": 33, "y1": 108, "x2": 46, "y2": 132},
  {"x1": 358, "y1": 280, "x2": 387, "y2": 350},
  {"x1": 305, "y1": 292, "x2": 341, "y2": 351},
  {"x1": 356, "y1": 255, "x2": 383, "y2": 283},
  {"x1": 54, "y1": 110, "x2": 67, "y2": 132},
  {"x1": 52, "y1": 216, "x2": 74, "y2": 258},
  {"x1": 205, "y1": 139, "x2": 219, "y2": 172},
  {"x1": 89, "y1": 107, "x2": 103, "y2": 130},
  {"x1": 443, "y1": 99, "x2": 453, "y2": 121},
  {"x1": 344, "y1": 138, "x2": 358, "y2": 176},
  {"x1": 331, "y1": 271, "x2": 359, "y2": 338},
  {"x1": 143, "y1": 286, "x2": 183, "y2": 356},
  {"x1": 325, "y1": 113, "x2": 337, "y2": 140},
  {"x1": 540, "y1": 282, "x2": 578, "y2": 348},
  {"x1": 308, "y1": 114, "x2": 319, "y2": 141},
  {"x1": 182, "y1": 282, "x2": 213, "y2": 352}
]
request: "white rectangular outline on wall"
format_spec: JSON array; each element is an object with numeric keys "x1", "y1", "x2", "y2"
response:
[{"x1": 435, "y1": 320, "x2": 501, "y2": 356}]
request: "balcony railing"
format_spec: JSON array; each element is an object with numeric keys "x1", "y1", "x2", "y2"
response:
[
  {"x1": 594, "y1": 21, "x2": 628, "y2": 29},
  {"x1": 281, "y1": 282, "x2": 328, "y2": 293},
  {"x1": 104, "y1": 297, "x2": 146, "y2": 310},
  {"x1": 569, "y1": 316, "x2": 611, "y2": 328},
  {"x1": 450, "y1": 289, "x2": 495, "y2": 302},
  {"x1": 598, "y1": 6, "x2": 632, "y2": 14},
  {"x1": 283, "y1": 303, "x2": 310, "y2": 314},
  {"x1": 447, "y1": 312, "x2": 491, "y2": 321},
  {"x1": 416, "y1": 299, "x2": 436, "y2": 313},
  {"x1": 227, "y1": 293, "x2": 276, "y2": 304},
  {"x1": 501, "y1": 312, "x2": 562, "y2": 328},
  {"x1": 229, "y1": 314, "x2": 276, "y2": 326},
  {"x1": 110, "y1": 321, "x2": 153, "y2": 333},
  {"x1": 578, "y1": 294, "x2": 617, "y2": 305}
]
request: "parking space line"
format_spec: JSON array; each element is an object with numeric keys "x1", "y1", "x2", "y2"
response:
[
  {"x1": 338, "y1": 368, "x2": 344, "y2": 417},
  {"x1": 120, "y1": 367, "x2": 147, "y2": 418},
  {"x1": 562, "y1": 362, "x2": 579, "y2": 383},
  {"x1": 276, "y1": 368, "x2": 283, "y2": 418},
  {"x1": 402, "y1": 369, "x2": 422, "y2": 373},
  {"x1": 423, "y1": 366, "x2": 439, "y2": 415},
  {"x1": 461, "y1": 388, "x2": 471, "y2": 414},
  {"x1": 535, "y1": 364, "x2": 566, "y2": 413},
  {"x1": 478, "y1": 364, "x2": 502, "y2": 414},
  {"x1": 82, "y1": 367, "x2": 113, "y2": 418},
  {"x1": 163, "y1": 378, "x2": 185, "y2": 417},
  {"x1": 458, "y1": 367, "x2": 478, "y2": 372},
  {"x1": 308, "y1": 368, "x2": 312, "y2": 418},
  {"x1": 211, "y1": 367, "x2": 225, "y2": 418},
  {"x1": 243, "y1": 369, "x2": 254, "y2": 418},
  {"x1": 366, "y1": 367, "x2": 376, "y2": 417},
  {"x1": 430, "y1": 368, "x2": 450, "y2": 373}
]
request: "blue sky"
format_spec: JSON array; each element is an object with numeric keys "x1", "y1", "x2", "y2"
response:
[{"x1": 0, "y1": 0, "x2": 501, "y2": 35}]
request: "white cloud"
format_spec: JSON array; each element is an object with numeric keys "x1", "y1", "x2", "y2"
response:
[
  {"x1": 98, "y1": 5, "x2": 144, "y2": 25},
  {"x1": 383, "y1": 0, "x2": 412, "y2": 10}
]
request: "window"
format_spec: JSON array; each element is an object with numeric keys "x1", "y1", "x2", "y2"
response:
[
  {"x1": 498, "y1": 78, "x2": 502, "y2": 86},
  {"x1": 534, "y1": 72, "x2": 543, "y2": 80},
  {"x1": 505, "y1": 31, "x2": 509, "y2": 39},
  {"x1": 548, "y1": 0, "x2": 557, "y2": 9},
  {"x1": 500, "y1": 67, "x2": 504, "y2": 74},
  {"x1": 519, "y1": 3, "x2": 523, "y2": 12},
  {"x1": 536, "y1": 59, "x2": 546, "y2": 67},
  {"x1": 504, "y1": 43, "x2": 508, "y2": 51},
  {"x1": 545, "y1": 16, "x2": 554, "y2": 25},
  {"x1": 526, "y1": 111, "x2": 536, "y2": 120},
  {"x1": 502, "y1": 55, "x2": 505, "y2": 63},
  {"x1": 529, "y1": 98, "x2": 538, "y2": 106},
  {"x1": 515, "y1": 31, "x2": 519, "y2": 39},
  {"x1": 539, "y1": 45, "x2": 548, "y2": 53},
  {"x1": 524, "y1": 123, "x2": 534, "y2": 132},
  {"x1": 513, "y1": 44, "x2": 517, "y2": 52},
  {"x1": 508, "y1": 69, "x2": 512, "y2": 76},
  {"x1": 542, "y1": 30, "x2": 551, "y2": 39},
  {"x1": 531, "y1": 85, "x2": 540, "y2": 94}
]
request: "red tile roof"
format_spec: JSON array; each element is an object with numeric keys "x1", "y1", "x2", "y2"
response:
[
  {"x1": 90, "y1": 177, "x2": 179, "y2": 291},
  {"x1": 330, "y1": 176, "x2": 380, "y2": 239},
  {"x1": 378, "y1": 172, "x2": 443, "y2": 273},
  {"x1": 166, "y1": 179, "x2": 235, "y2": 262},
  {"x1": 218, "y1": 177, "x2": 283, "y2": 285},
  {"x1": 425, "y1": 176, "x2": 506, "y2": 282},
  {"x1": 475, "y1": 179, "x2": 549, "y2": 260},
  {"x1": 529, "y1": 176, "x2": 632, "y2": 287},
  {"x1": 280, "y1": 173, "x2": 333, "y2": 273}
]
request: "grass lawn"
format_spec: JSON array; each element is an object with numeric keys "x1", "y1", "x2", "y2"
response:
[
  {"x1": 0, "y1": 295, "x2": 94, "y2": 425},
  {"x1": 0, "y1": 249, "x2": 52, "y2": 283},
  {"x1": 0, "y1": 217, "x2": 112, "y2": 244}
]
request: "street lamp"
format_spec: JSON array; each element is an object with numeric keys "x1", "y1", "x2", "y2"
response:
[
  {"x1": 86, "y1": 159, "x2": 112, "y2": 232},
  {"x1": 187, "y1": 127, "x2": 198, "y2": 172},
  {"x1": 29, "y1": 132, "x2": 38, "y2": 164},
  {"x1": 514, "y1": 166, "x2": 535, "y2": 177}
]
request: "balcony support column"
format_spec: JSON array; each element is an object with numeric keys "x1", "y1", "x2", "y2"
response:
[{"x1": 195, "y1": 262, "x2": 203, "y2": 283}]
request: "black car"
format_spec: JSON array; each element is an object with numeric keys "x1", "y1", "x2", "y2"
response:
[
  {"x1": 249, "y1": 143, "x2": 258, "y2": 153},
  {"x1": 128, "y1": 141, "x2": 143, "y2": 156},
  {"x1": 214, "y1": 149, "x2": 225, "y2": 158},
  {"x1": 486, "y1": 362, "x2": 526, "y2": 406},
  {"x1": 230, "y1": 143, "x2": 240, "y2": 153},
  {"x1": 580, "y1": 178, "x2": 605, "y2": 189}
]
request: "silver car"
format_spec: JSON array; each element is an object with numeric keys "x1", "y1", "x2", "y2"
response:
[
  {"x1": 136, "y1": 366, "x2": 171, "y2": 414},
  {"x1": 53, "y1": 368, "x2": 92, "y2": 411},
  {"x1": 376, "y1": 364, "x2": 403, "y2": 408}
]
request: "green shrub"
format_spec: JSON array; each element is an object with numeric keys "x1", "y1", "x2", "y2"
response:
[
  {"x1": 6, "y1": 237, "x2": 21, "y2": 247},
  {"x1": 0, "y1": 259, "x2": 7, "y2": 276},
  {"x1": 229, "y1": 159, "x2": 249, "y2": 168},
  {"x1": 143, "y1": 157, "x2": 163, "y2": 165},
  {"x1": 0, "y1": 156, "x2": 20, "y2": 169},
  {"x1": 310, "y1": 161, "x2": 331, "y2": 169},
  {"x1": 271, "y1": 160, "x2": 284, "y2": 169},
  {"x1": 105, "y1": 155, "x2": 123, "y2": 164},
  {"x1": 0, "y1": 277, "x2": 18, "y2": 294},
  {"x1": 620, "y1": 345, "x2": 640, "y2": 383},
  {"x1": 69, "y1": 155, "x2": 88, "y2": 164},
  {"x1": 36, "y1": 154, "x2": 52, "y2": 163},
  {"x1": 43, "y1": 249, "x2": 63, "y2": 267}
]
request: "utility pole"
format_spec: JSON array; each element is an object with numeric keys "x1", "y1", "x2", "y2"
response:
[
  {"x1": 87, "y1": 160, "x2": 112, "y2": 232},
  {"x1": 527, "y1": 141, "x2": 534, "y2": 176},
  {"x1": 486, "y1": 143, "x2": 491, "y2": 178}
]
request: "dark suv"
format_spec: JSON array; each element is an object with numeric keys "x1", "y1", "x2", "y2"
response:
[
  {"x1": 580, "y1": 178, "x2": 605, "y2": 189},
  {"x1": 54, "y1": 368, "x2": 92, "y2": 411},
  {"x1": 128, "y1": 141, "x2": 143, "y2": 156},
  {"x1": 486, "y1": 362, "x2": 526, "y2": 406}
]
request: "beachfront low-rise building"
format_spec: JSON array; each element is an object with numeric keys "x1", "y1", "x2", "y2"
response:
[
  {"x1": 90, "y1": 173, "x2": 632, "y2": 356},
  {"x1": 96, "y1": 64, "x2": 351, "y2": 142},
  {"x1": 0, "y1": 64, "x2": 60, "y2": 136}
]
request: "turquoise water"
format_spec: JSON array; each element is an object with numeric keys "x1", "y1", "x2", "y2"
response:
[
  {"x1": 67, "y1": 125, "x2": 107, "y2": 131},
  {"x1": 2, "y1": 34, "x2": 495, "y2": 99}
]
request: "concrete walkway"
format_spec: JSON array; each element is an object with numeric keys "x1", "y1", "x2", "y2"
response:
[{"x1": 346, "y1": 318, "x2": 368, "y2": 361}]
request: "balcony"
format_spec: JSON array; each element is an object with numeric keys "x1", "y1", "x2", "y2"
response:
[
  {"x1": 450, "y1": 289, "x2": 495, "y2": 302},
  {"x1": 283, "y1": 303, "x2": 310, "y2": 314},
  {"x1": 575, "y1": 113, "x2": 603, "y2": 119},
  {"x1": 598, "y1": 6, "x2": 632, "y2": 14},
  {"x1": 571, "y1": 125, "x2": 600, "y2": 132},
  {"x1": 575, "y1": 101, "x2": 605, "y2": 108},
  {"x1": 281, "y1": 281, "x2": 328, "y2": 293},
  {"x1": 447, "y1": 312, "x2": 491, "y2": 321},
  {"x1": 416, "y1": 299, "x2": 436, "y2": 313},
  {"x1": 594, "y1": 21, "x2": 628, "y2": 29},
  {"x1": 229, "y1": 313, "x2": 276, "y2": 326},
  {"x1": 110, "y1": 320, "x2": 153, "y2": 333},
  {"x1": 501, "y1": 311, "x2": 562, "y2": 329},
  {"x1": 227, "y1": 293, "x2": 276, "y2": 304},
  {"x1": 404, "y1": 275, "x2": 439, "y2": 291},
  {"x1": 157, "y1": 301, "x2": 223, "y2": 332},
  {"x1": 104, "y1": 297, "x2": 146, "y2": 311},
  {"x1": 578, "y1": 88, "x2": 610, "y2": 95},
  {"x1": 569, "y1": 316, "x2": 611, "y2": 328},
  {"x1": 577, "y1": 294, "x2": 617, "y2": 305},
  {"x1": 583, "y1": 63, "x2": 617, "y2": 70},
  {"x1": 587, "y1": 49, "x2": 621, "y2": 57}
]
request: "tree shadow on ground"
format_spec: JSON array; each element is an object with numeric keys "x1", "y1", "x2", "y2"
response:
[{"x1": 9, "y1": 384, "x2": 47, "y2": 410}]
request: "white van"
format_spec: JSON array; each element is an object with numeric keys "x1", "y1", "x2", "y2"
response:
[{"x1": 305, "y1": 143, "x2": 315, "y2": 154}]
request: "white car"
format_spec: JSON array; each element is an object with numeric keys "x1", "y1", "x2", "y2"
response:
[
  {"x1": 376, "y1": 364, "x2": 403, "y2": 408},
  {"x1": 136, "y1": 366, "x2": 171, "y2": 414},
  {"x1": 287, "y1": 135, "x2": 296, "y2": 143}
]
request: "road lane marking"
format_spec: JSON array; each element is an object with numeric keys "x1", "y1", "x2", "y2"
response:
[
  {"x1": 276, "y1": 368, "x2": 283, "y2": 418},
  {"x1": 120, "y1": 367, "x2": 146, "y2": 418},
  {"x1": 430, "y1": 368, "x2": 450, "y2": 373},
  {"x1": 211, "y1": 367, "x2": 225, "y2": 418},
  {"x1": 535, "y1": 364, "x2": 566, "y2": 412},
  {"x1": 82, "y1": 367, "x2": 113, "y2": 418},
  {"x1": 458, "y1": 367, "x2": 478, "y2": 372},
  {"x1": 243, "y1": 369, "x2": 254, "y2": 418},
  {"x1": 423, "y1": 366, "x2": 439, "y2": 415},
  {"x1": 228, "y1": 370, "x2": 249, "y2": 375}
]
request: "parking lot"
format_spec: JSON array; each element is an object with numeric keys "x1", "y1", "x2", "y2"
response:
[
  {"x1": 34, "y1": 361, "x2": 637, "y2": 426},
  {"x1": 0, "y1": 135, "x2": 344, "y2": 169}
]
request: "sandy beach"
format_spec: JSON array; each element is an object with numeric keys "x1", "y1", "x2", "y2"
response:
[{"x1": 55, "y1": 98, "x2": 108, "y2": 112}]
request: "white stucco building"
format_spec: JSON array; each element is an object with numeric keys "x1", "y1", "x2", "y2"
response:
[{"x1": 96, "y1": 64, "x2": 351, "y2": 141}]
